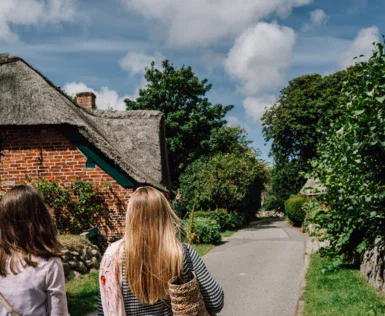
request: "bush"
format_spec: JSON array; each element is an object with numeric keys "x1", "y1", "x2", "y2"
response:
[
  {"x1": 284, "y1": 195, "x2": 308, "y2": 226},
  {"x1": 192, "y1": 209, "x2": 245, "y2": 231},
  {"x1": 184, "y1": 217, "x2": 221, "y2": 244}
]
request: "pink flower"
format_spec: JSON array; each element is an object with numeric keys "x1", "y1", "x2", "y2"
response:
[{"x1": 176, "y1": 194, "x2": 181, "y2": 200}]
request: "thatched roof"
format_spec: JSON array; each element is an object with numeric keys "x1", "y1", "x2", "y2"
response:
[
  {"x1": 0, "y1": 54, "x2": 170, "y2": 191},
  {"x1": 300, "y1": 178, "x2": 326, "y2": 196}
]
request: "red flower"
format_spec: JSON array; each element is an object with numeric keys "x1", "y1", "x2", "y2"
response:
[
  {"x1": 101, "y1": 275, "x2": 106, "y2": 286},
  {"x1": 48, "y1": 177, "x2": 53, "y2": 182}
]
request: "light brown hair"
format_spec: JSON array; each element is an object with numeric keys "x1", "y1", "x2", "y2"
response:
[
  {"x1": 124, "y1": 186, "x2": 183, "y2": 304},
  {"x1": 0, "y1": 185, "x2": 62, "y2": 277}
]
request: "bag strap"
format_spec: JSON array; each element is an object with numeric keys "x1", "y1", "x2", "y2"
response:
[
  {"x1": 0, "y1": 293, "x2": 20, "y2": 316},
  {"x1": 182, "y1": 243, "x2": 194, "y2": 282}
]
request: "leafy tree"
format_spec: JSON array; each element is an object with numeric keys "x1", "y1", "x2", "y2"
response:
[
  {"x1": 262, "y1": 70, "x2": 352, "y2": 209},
  {"x1": 178, "y1": 150, "x2": 269, "y2": 219},
  {"x1": 125, "y1": 60, "x2": 233, "y2": 186},
  {"x1": 311, "y1": 42, "x2": 385, "y2": 265},
  {"x1": 204, "y1": 125, "x2": 252, "y2": 155}
]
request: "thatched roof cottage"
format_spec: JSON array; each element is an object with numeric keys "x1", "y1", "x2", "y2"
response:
[
  {"x1": 299, "y1": 178, "x2": 326, "y2": 196},
  {"x1": 0, "y1": 54, "x2": 171, "y2": 245}
]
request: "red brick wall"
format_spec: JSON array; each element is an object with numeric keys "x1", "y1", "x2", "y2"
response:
[{"x1": 0, "y1": 126, "x2": 135, "y2": 246}]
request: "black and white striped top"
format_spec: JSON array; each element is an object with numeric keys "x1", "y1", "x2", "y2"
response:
[{"x1": 98, "y1": 243, "x2": 224, "y2": 315}]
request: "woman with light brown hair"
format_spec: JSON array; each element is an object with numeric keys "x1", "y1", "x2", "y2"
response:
[
  {"x1": 0, "y1": 185, "x2": 68, "y2": 316},
  {"x1": 98, "y1": 186, "x2": 224, "y2": 315}
]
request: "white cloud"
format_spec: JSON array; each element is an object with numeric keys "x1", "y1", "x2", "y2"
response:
[
  {"x1": 302, "y1": 9, "x2": 328, "y2": 32},
  {"x1": 243, "y1": 95, "x2": 276, "y2": 124},
  {"x1": 226, "y1": 115, "x2": 241, "y2": 127},
  {"x1": 224, "y1": 22, "x2": 296, "y2": 96},
  {"x1": 119, "y1": 51, "x2": 165, "y2": 76},
  {"x1": 339, "y1": 26, "x2": 380, "y2": 68},
  {"x1": 0, "y1": 0, "x2": 77, "y2": 43},
  {"x1": 64, "y1": 82, "x2": 135, "y2": 111},
  {"x1": 121, "y1": 0, "x2": 312, "y2": 46}
]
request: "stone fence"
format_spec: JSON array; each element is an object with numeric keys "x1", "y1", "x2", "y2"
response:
[
  {"x1": 360, "y1": 238, "x2": 385, "y2": 294},
  {"x1": 59, "y1": 236, "x2": 103, "y2": 282}
]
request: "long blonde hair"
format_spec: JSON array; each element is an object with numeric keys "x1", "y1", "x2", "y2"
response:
[{"x1": 124, "y1": 186, "x2": 183, "y2": 304}]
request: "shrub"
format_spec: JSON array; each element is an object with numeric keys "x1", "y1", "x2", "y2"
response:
[
  {"x1": 194, "y1": 217, "x2": 221, "y2": 244},
  {"x1": 28, "y1": 177, "x2": 106, "y2": 234},
  {"x1": 183, "y1": 217, "x2": 221, "y2": 244},
  {"x1": 284, "y1": 195, "x2": 308, "y2": 226},
  {"x1": 191, "y1": 209, "x2": 245, "y2": 231}
]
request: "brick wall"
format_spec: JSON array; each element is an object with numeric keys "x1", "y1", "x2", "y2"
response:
[{"x1": 0, "y1": 126, "x2": 136, "y2": 247}]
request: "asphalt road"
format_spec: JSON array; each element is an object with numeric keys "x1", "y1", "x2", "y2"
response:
[{"x1": 203, "y1": 219, "x2": 308, "y2": 316}]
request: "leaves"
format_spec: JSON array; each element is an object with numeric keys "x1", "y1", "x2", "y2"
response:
[
  {"x1": 32, "y1": 178, "x2": 105, "y2": 234},
  {"x1": 261, "y1": 70, "x2": 355, "y2": 210},
  {"x1": 310, "y1": 40, "x2": 385, "y2": 263},
  {"x1": 124, "y1": 60, "x2": 233, "y2": 186},
  {"x1": 179, "y1": 151, "x2": 269, "y2": 218}
]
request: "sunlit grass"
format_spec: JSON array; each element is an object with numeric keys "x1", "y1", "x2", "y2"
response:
[
  {"x1": 66, "y1": 271, "x2": 99, "y2": 316},
  {"x1": 304, "y1": 253, "x2": 385, "y2": 316}
]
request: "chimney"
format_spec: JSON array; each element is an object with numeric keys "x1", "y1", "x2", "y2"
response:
[{"x1": 76, "y1": 92, "x2": 96, "y2": 109}]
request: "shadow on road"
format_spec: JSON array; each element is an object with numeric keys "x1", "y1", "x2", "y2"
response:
[{"x1": 243, "y1": 218, "x2": 286, "y2": 231}]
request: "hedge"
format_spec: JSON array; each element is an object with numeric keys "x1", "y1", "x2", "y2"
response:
[{"x1": 284, "y1": 194, "x2": 308, "y2": 227}]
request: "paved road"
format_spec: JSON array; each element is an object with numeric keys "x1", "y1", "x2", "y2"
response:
[{"x1": 203, "y1": 219, "x2": 308, "y2": 316}]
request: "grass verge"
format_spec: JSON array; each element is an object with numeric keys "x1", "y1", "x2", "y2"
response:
[
  {"x1": 192, "y1": 230, "x2": 236, "y2": 256},
  {"x1": 304, "y1": 253, "x2": 385, "y2": 316},
  {"x1": 66, "y1": 271, "x2": 99, "y2": 316}
]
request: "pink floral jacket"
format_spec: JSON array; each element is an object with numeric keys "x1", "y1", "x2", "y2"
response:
[{"x1": 99, "y1": 239, "x2": 126, "y2": 316}]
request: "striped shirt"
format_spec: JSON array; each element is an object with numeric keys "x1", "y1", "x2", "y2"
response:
[{"x1": 98, "y1": 243, "x2": 224, "y2": 315}]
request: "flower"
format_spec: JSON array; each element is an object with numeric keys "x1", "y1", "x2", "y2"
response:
[
  {"x1": 176, "y1": 194, "x2": 181, "y2": 200},
  {"x1": 48, "y1": 177, "x2": 53, "y2": 182}
]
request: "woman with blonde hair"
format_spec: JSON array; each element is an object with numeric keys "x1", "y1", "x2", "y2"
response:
[
  {"x1": 98, "y1": 186, "x2": 224, "y2": 315},
  {"x1": 0, "y1": 185, "x2": 68, "y2": 316}
]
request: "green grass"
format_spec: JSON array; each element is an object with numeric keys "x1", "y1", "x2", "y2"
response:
[
  {"x1": 304, "y1": 253, "x2": 385, "y2": 316},
  {"x1": 192, "y1": 243, "x2": 216, "y2": 256},
  {"x1": 66, "y1": 271, "x2": 99, "y2": 316},
  {"x1": 221, "y1": 230, "x2": 236, "y2": 238}
]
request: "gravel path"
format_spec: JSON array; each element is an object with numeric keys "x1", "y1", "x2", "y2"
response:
[{"x1": 203, "y1": 219, "x2": 308, "y2": 316}]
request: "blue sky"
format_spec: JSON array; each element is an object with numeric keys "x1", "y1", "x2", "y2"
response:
[{"x1": 1, "y1": 0, "x2": 384, "y2": 162}]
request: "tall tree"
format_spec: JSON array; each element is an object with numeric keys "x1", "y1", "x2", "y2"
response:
[
  {"x1": 125, "y1": 60, "x2": 233, "y2": 187},
  {"x1": 262, "y1": 70, "x2": 352, "y2": 209}
]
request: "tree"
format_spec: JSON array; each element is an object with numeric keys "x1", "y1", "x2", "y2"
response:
[
  {"x1": 178, "y1": 150, "x2": 269, "y2": 219},
  {"x1": 125, "y1": 60, "x2": 233, "y2": 186},
  {"x1": 261, "y1": 70, "x2": 352, "y2": 209},
  {"x1": 204, "y1": 125, "x2": 252, "y2": 155}
]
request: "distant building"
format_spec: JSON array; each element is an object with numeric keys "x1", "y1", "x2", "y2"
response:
[{"x1": 299, "y1": 178, "x2": 326, "y2": 196}]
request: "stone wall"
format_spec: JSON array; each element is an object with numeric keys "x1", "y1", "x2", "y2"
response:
[
  {"x1": 61, "y1": 240, "x2": 103, "y2": 281},
  {"x1": 360, "y1": 239, "x2": 385, "y2": 293}
]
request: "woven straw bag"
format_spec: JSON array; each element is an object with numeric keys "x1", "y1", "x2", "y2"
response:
[{"x1": 167, "y1": 244, "x2": 211, "y2": 316}]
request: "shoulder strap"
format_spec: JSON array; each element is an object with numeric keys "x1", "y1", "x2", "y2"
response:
[
  {"x1": 182, "y1": 243, "x2": 194, "y2": 282},
  {"x1": 0, "y1": 293, "x2": 20, "y2": 316}
]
